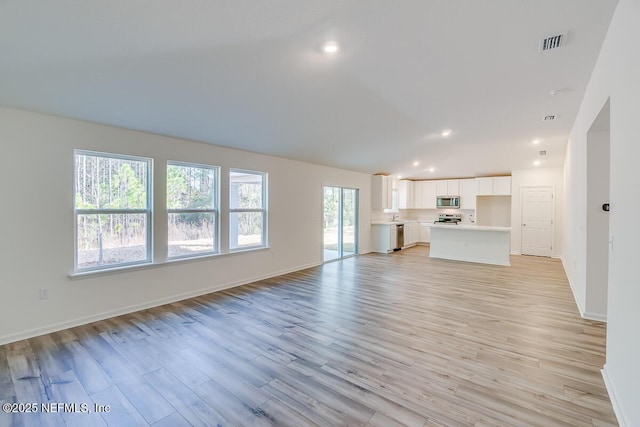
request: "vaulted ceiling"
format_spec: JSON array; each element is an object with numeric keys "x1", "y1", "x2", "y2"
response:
[{"x1": 0, "y1": 0, "x2": 617, "y2": 179}]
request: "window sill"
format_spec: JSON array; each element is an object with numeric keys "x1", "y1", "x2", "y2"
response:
[{"x1": 69, "y1": 246, "x2": 270, "y2": 280}]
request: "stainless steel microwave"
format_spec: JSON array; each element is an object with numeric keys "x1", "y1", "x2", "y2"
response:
[{"x1": 436, "y1": 196, "x2": 460, "y2": 209}]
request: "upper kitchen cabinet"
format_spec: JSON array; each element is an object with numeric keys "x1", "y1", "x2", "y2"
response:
[
  {"x1": 476, "y1": 176, "x2": 511, "y2": 196},
  {"x1": 417, "y1": 181, "x2": 437, "y2": 209},
  {"x1": 493, "y1": 176, "x2": 511, "y2": 195},
  {"x1": 476, "y1": 177, "x2": 493, "y2": 195},
  {"x1": 459, "y1": 179, "x2": 477, "y2": 209},
  {"x1": 372, "y1": 175, "x2": 394, "y2": 210},
  {"x1": 435, "y1": 179, "x2": 460, "y2": 196},
  {"x1": 398, "y1": 180, "x2": 413, "y2": 209},
  {"x1": 448, "y1": 180, "x2": 460, "y2": 196}
]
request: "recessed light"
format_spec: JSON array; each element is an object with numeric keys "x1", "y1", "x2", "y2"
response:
[
  {"x1": 532, "y1": 139, "x2": 541, "y2": 145},
  {"x1": 322, "y1": 41, "x2": 339, "y2": 54},
  {"x1": 429, "y1": 167, "x2": 435, "y2": 173},
  {"x1": 441, "y1": 129, "x2": 452, "y2": 137},
  {"x1": 534, "y1": 160, "x2": 541, "y2": 166},
  {"x1": 413, "y1": 161, "x2": 420, "y2": 167}
]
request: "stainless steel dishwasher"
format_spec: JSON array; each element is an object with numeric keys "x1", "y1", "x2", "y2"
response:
[{"x1": 395, "y1": 223, "x2": 404, "y2": 250}]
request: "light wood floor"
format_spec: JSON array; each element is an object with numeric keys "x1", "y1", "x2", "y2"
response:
[{"x1": 1, "y1": 246, "x2": 617, "y2": 426}]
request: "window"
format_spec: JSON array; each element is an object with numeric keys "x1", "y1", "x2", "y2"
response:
[
  {"x1": 74, "y1": 150, "x2": 152, "y2": 271},
  {"x1": 383, "y1": 188, "x2": 399, "y2": 213},
  {"x1": 167, "y1": 162, "x2": 219, "y2": 258},
  {"x1": 229, "y1": 169, "x2": 267, "y2": 250}
]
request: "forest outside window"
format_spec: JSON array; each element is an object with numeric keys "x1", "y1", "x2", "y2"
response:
[
  {"x1": 74, "y1": 150, "x2": 152, "y2": 272},
  {"x1": 167, "y1": 161, "x2": 219, "y2": 258},
  {"x1": 229, "y1": 169, "x2": 267, "y2": 250}
]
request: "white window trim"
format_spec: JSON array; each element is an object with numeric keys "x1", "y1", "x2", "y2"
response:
[
  {"x1": 229, "y1": 168, "x2": 268, "y2": 251},
  {"x1": 73, "y1": 150, "x2": 153, "y2": 273},
  {"x1": 166, "y1": 160, "x2": 220, "y2": 260}
]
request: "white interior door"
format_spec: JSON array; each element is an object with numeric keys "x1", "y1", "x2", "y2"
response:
[{"x1": 521, "y1": 186, "x2": 553, "y2": 256}]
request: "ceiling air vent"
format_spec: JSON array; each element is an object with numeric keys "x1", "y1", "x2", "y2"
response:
[
  {"x1": 539, "y1": 150, "x2": 547, "y2": 156},
  {"x1": 543, "y1": 115, "x2": 557, "y2": 121},
  {"x1": 539, "y1": 33, "x2": 567, "y2": 52}
]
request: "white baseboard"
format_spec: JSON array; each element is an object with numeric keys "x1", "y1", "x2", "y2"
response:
[
  {"x1": 561, "y1": 257, "x2": 586, "y2": 317},
  {"x1": 583, "y1": 311, "x2": 607, "y2": 322},
  {"x1": 511, "y1": 251, "x2": 562, "y2": 259},
  {"x1": 0, "y1": 262, "x2": 321, "y2": 346},
  {"x1": 559, "y1": 258, "x2": 607, "y2": 322},
  {"x1": 602, "y1": 365, "x2": 628, "y2": 427}
]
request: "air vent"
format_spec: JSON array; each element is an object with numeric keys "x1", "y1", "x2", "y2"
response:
[
  {"x1": 543, "y1": 115, "x2": 557, "y2": 121},
  {"x1": 539, "y1": 33, "x2": 567, "y2": 52},
  {"x1": 539, "y1": 150, "x2": 547, "y2": 156}
]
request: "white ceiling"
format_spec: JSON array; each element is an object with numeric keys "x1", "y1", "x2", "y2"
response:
[{"x1": 0, "y1": 0, "x2": 617, "y2": 180}]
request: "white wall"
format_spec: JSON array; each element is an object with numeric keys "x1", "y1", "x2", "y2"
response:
[
  {"x1": 0, "y1": 107, "x2": 372, "y2": 345},
  {"x1": 476, "y1": 196, "x2": 511, "y2": 227},
  {"x1": 510, "y1": 168, "x2": 564, "y2": 258},
  {"x1": 564, "y1": 0, "x2": 640, "y2": 424}
]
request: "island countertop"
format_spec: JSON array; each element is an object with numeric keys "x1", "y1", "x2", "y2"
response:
[{"x1": 426, "y1": 223, "x2": 511, "y2": 232}]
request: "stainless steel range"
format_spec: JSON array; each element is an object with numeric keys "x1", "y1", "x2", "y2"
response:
[{"x1": 435, "y1": 213, "x2": 462, "y2": 224}]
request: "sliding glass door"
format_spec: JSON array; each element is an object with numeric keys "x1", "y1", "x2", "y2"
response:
[
  {"x1": 323, "y1": 186, "x2": 358, "y2": 262},
  {"x1": 341, "y1": 188, "x2": 357, "y2": 257}
]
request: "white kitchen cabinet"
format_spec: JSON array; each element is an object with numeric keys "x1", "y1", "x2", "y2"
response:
[
  {"x1": 403, "y1": 224, "x2": 412, "y2": 247},
  {"x1": 398, "y1": 180, "x2": 413, "y2": 209},
  {"x1": 419, "y1": 223, "x2": 431, "y2": 243},
  {"x1": 493, "y1": 176, "x2": 511, "y2": 195},
  {"x1": 371, "y1": 224, "x2": 397, "y2": 253},
  {"x1": 476, "y1": 176, "x2": 511, "y2": 196},
  {"x1": 460, "y1": 178, "x2": 477, "y2": 210},
  {"x1": 422, "y1": 181, "x2": 437, "y2": 209},
  {"x1": 372, "y1": 175, "x2": 394, "y2": 210},
  {"x1": 412, "y1": 181, "x2": 423, "y2": 208},
  {"x1": 447, "y1": 180, "x2": 460, "y2": 196},
  {"x1": 436, "y1": 179, "x2": 460, "y2": 196},
  {"x1": 476, "y1": 177, "x2": 494, "y2": 195},
  {"x1": 414, "y1": 222, "x2": 421, "y2": 243},
  {"x1": 413, "y1": 181, "x2": 437, "y2": 209},
  {"x1": 404, "y1": 222, "x2": 419, "y2": 247}
]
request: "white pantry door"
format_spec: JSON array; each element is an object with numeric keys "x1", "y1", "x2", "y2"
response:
[{"x1": 521, "y1": 186, "x2": 553, "y2": 256}]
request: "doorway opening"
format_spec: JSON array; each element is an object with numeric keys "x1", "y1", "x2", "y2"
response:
[
  {"x1": 585, "y1": 98, "x2": 610, "y2": 320},
  {"x1": 323, "y1": 186, "x2": 358, "y2": 262}
]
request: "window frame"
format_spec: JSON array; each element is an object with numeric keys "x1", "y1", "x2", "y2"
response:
[
  {"x1": 229, "y1": 168, "x2": 268, "y2": 251},
  {"x1": 73, "y1": 149, "x2": 153, "y2": 273},
  {"x1": 166, "y1": 160, "x2": 220, "y2": 259}
]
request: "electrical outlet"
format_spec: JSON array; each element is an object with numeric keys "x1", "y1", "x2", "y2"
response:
[{"x1": 39, "y1": 288, "x2": 49, "y2": 300}]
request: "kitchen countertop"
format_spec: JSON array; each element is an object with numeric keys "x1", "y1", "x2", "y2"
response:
[
  {"x1": 427, "y1": 223, "x2": 511, "y2": 232},
  {"x1": 371, "y1": 220, "x2": 509, "y2": 232},
  {"x1": 371, "y1": 220, "x2": 421, "y2": 225}
]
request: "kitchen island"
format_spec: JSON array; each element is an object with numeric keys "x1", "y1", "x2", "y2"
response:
[{"x1": 427, "y1": 223, "x2": 511, "y2": 266}]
